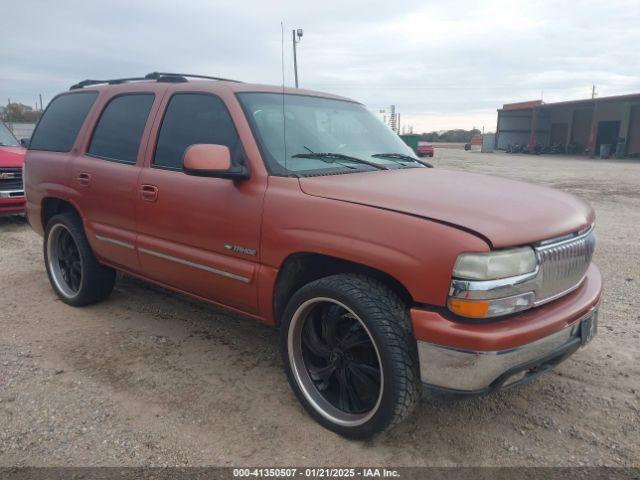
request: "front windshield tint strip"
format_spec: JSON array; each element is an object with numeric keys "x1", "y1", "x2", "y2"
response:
[{"x1": 236, "y1": 92, "x2": 420, "y2": 177}]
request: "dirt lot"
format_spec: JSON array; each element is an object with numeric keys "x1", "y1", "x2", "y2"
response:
[{"x1": 1, "y1": 151, "x2": 639, "y2": 467}]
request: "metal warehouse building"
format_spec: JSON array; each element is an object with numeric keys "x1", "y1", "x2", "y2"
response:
[{"x1": 495, "y1": 93, "x2": 640, "y2": 157}]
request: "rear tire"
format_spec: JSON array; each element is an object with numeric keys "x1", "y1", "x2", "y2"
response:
[
  {"x1": 280, "y1": 274, "x2": 421, "y2": 438},
  {"x1": 44, "y1": 213, "x2": 115, "y2": 306}
]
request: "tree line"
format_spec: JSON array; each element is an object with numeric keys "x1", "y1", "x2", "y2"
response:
[
  {"x1": 419, "y1": 128, "x2": 482, "y2": 143},
  {"x1": 1, "y1": 103, "x2": 42, "y2": 123}
]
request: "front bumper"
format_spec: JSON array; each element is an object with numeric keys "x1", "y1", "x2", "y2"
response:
[
  {"x1": 418, "y1": 307, "x2": 597, "y2": 394},
  {"x1": 0, "y1": 192, "x2": 26, "y2": 215},
  {"x1": 412, "y1": 263, "x2": 602, "y2": 394}
]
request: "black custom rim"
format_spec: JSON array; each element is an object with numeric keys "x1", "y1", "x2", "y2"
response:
[
  {"x1": 56, "y1": 229, "x2": 82, "y2": 293},
  {"x1": 290, "y1": 300, "x2": 382, "y2": 423},
  {"x1": 47, "y1": 224, "x2": 82, "y2": 298}
]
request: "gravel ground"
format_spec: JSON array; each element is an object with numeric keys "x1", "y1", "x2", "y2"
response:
[{"x1": 0, "y1": 150, "x2": 638, "y2": 467}]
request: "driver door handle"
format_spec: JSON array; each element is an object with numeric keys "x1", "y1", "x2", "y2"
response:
[
  {"x1": 77, "y1": 172, "x2": 91, "y2": 187},
  {"x1": 140, "y1": 184, "x2": 159, "y2": 202}
]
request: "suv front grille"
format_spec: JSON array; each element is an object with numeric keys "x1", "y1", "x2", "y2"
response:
[
  {"x1": 534, "y1": 226, "x2": 596, "y2": 303},
  {"x1": 0, "y1": 167, "x2": 23, "y2": 192}
]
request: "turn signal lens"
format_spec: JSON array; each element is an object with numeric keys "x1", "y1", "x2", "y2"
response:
[
  {"x1": 448, "y1": 299, "x2": 490, "y2": 318},
  {"x1": 448, "y1": 292, "x2": 535, "y2": 319}
]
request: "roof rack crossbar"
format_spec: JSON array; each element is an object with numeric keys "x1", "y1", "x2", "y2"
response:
[{"x1": 145, "y1": 72, "x2": 243, "y2": 83}]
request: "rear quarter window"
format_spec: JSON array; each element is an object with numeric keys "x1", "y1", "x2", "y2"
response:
[{"x1": 29, "y1": 92, "x2": 98, "y2": 152}]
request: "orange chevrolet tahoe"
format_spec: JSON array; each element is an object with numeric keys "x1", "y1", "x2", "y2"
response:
[{"x1": 24, "y1": 73, "x2": 601, "y2": 438}]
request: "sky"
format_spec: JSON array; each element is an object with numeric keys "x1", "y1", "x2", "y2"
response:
[{"x1": 2, "y1": 0, "x2": 639, "y2": 133}]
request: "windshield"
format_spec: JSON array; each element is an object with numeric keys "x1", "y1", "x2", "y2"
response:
[
  {"x1": 237, "y1": 93, "x2": 419, "y2": 175},
  {"x1": 0, "y1": 123, "x2": 19, "y2": 147}
]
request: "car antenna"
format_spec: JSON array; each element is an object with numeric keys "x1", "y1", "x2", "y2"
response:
[{"x1": 281, "y1": 21, "x2": 288, "y2": 173}]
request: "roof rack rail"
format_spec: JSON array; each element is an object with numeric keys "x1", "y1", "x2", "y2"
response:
[
  {"x1": 70, "y1": 72, "x2": 243, "y2": 90},
  {"x1": 69, "y1": 76, "x2": 149, "y2": 90},
  {"x1": 144, "y1": 72, "x2": 243, "y2": 83}
]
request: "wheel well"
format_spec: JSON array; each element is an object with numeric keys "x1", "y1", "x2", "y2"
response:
[
  {"x1": 273, "y1": 253, "x2": 412, "y2": 327},
  {"x1": 41, "y1": 198, "x2": 80, "y2": 230}
]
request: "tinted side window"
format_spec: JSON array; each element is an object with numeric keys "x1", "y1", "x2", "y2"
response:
[
  {"x1": 30, "y1": 92, "x2": 98, "y2": 152},
  {"x1": 154, "y1": 93, "x2": 240, "y2": 170},
  {"x1": 88, "y1": 94, "x2": 155, "y2": 164}
]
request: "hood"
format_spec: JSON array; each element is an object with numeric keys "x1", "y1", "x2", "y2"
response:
[
  {"x1": 0, "y1": 146, "x2": 26, "y2": 168},
  {"x1": 299, "y1": 168, "x2": 594, "y2": 248}
]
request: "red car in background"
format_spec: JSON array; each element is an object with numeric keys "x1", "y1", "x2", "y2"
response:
[
  {"x1": 416, "y1": 141, "x2": 434, "y2": 157},
  {"x1": 0, "y1": 122, "x2": 26, "y2": 216}
]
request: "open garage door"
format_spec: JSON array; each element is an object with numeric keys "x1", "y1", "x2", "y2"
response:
[
  {"x1": 496, "y1": 111, "x2": 532, "y2": 149},
  {"x1": 596, "y1": 121, "x2": 620, "y2": 155},
  {"x1": 550, "y1": 122, "x2": 568, "y2": 146},
  {"x1": 571, "y1": 108, "x2": 593, "y2": 149}
]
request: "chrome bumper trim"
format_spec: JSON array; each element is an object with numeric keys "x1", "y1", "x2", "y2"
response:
[
  {"x1": 0, "y1": 190, "x2": 25, "y2": 199},
  {"x1": 417, "y1": 307, "x2": 598, "y2": 392},
  {"x1": 450, "y1": 269, "x2": 538, "y2": 301}
]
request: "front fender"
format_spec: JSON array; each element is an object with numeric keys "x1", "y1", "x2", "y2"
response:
[{"x1": 261, "y1": 177, "x2": 489, "y2": 307}]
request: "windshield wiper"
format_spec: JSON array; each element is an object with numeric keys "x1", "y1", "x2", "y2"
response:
[
  {"x1": 294, "y1": 147, "x2": 356, "y2": 170},
  {"x1": 372, "y1": 153, "x2": 434, "y2": 168},
  {"x1": 291, "y1": 152, "x2": 389, "y2": 170}
]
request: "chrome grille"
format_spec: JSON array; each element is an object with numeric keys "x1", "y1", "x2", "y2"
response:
[
  {"x1": 0, "y1": 167, "x2": 23, "y2": 192},
  {"x1": 534, "y1": 226, "x2": 596, "y2": 303}
]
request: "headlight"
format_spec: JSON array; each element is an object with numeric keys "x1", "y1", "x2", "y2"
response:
[
  {"x1": 453, "y1": 247, "x2": 537, "y2": 280},
  {"x1": 448, "y1": 247, "x2": 538, "y2": 319}
]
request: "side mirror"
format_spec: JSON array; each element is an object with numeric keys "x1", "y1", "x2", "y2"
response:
[
  {"x1": 182, "y1": 144, "x2": 248, "y2": 180},
  {"x1": 20, "y1": 138, "x2": 30, "y2": 148}
]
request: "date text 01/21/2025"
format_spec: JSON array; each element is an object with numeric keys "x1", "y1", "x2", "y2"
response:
[{"x1": 232, "y1": 468, "x2": 400, "y2": 477}]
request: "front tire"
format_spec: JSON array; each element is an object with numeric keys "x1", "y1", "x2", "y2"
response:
[
  {"x1": 280, "y1": 274, "x2": 421, "y2": 438},
  {"x1": 44, "y1": 213, "x2": 115, "y2": 306}
]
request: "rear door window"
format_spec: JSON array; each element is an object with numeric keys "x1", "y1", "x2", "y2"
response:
[
  {"x1": 153, "y1": 93, "x2": 241, "y2": 170},
  {"x1": 30, "y1": 92, "x2": 98, "y2": 152},
  {"x1": 88, "y1": 94, "x2": 155, "y2": 164}
]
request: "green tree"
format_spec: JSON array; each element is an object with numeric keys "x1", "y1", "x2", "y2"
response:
[{"x1": 1, "y1": 103, "x2": 42, "y2": 123}]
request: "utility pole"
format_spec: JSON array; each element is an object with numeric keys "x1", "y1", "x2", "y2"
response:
[
  {"x1": 591, "y1": 84, "x2": 597, "y2": 99},
  {"x1": 292, "y1": 28, "x2": 303, "y2": 88},
  {"x1": 39, "y1": 94, "x2": 43, "y2": 111}
]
